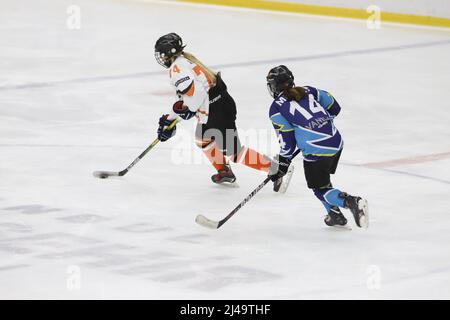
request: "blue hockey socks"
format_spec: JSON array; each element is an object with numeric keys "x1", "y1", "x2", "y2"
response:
[{"x1": 314, "y1": 188, "x2": 345, "y2": 208}]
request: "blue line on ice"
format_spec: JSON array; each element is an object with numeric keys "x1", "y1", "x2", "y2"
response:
[{"x1": 1, "y1": 39, "x2": 449, "y2": 91}]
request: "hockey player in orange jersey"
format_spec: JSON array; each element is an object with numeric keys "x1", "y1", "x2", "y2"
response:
[{"x1": 154, "y1": 33, "x2": 292, "y2": 191}]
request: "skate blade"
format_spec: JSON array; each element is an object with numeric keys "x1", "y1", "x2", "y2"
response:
[
  {"x1": 214, "y1": 181, "x2": 239, "y2": 188},
  {"x1": 326, "y1": 222, "x2": 352, "y2": 230},
  {"x1": 332, "y1": 224, "x2": 352, "y2": 230},
  {"x1": 358, "y1": 199, "x2": 369, "y2": 229},
  {"x1": 278, "y1": 164, "x2": 295, "y2": 194}
]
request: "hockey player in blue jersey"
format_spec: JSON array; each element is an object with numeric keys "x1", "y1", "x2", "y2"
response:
[{"x1": 266, "y1": 65, "x2": 369, "y2": 228}]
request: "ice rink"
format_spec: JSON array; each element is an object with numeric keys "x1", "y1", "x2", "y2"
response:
[{"x1": 1, "y1": 0, "x2": 450, "y2": 299}]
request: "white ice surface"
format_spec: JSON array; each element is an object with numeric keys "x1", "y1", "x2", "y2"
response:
[{"x1": 1, "y1": 0, "x2": 450, "y2": 299}]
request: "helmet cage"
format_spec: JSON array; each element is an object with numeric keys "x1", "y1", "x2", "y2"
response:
[
  {"x1": 266, "y1": 77, "x2": 294, "y2": 98},
  {"x1": 155, "y1": 50, "x2": 173, "y2": 68}
]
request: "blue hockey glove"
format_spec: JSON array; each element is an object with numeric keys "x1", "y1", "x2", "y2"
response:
[
  {"x1": 157, "y1": 114, "x2": 177, "y2": 142},
  {"x1": 173, "y1": 100, "x2": 196, "y2": 120},
  {"x1": 268, "y1": 154, "x2": 291, "y2": 182}
]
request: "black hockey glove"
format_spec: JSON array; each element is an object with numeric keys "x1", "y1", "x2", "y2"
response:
[
  {"x1": 268, "y1": 154, "x2": 291, "y2": 182},
  {"x1": 157, "y1": 114, "x2": 177, "y2": 142},
  {"x1": 173, "y1": 100, "x2": 196, "y2": 120}
]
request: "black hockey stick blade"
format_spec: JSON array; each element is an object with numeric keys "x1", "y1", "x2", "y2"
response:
[{"x1": 93, "y1": 170, "x2": 121, "y2": 179}]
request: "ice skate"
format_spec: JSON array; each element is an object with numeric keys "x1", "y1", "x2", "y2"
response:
[
  {"x1": 324, "y1": 206, "x2": 351, "y2": 229},
  {"x1": 211, "y1": 164, "x2": 237, "y2": 185},
  {"x1": 341, "y1": 193, "x2": 369, "y2": 228}
]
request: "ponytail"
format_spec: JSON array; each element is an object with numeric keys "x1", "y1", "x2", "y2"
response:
[
  {"x1": 284, "y1": 87, "x2": 307, "y2": 101},
  {"x1": 182, "y1": 52, "x2": 217, "y2": 84}
]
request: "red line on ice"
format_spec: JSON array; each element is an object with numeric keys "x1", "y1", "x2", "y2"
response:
[{"x1": 360, "y1": 151, "x2": 450, "y2": 168}]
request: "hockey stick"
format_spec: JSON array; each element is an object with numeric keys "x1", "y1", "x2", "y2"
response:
[
  {"x1": 93, "y1": 118, "x2": 179, "y2": 179},
  {"x1": 196, "y1": 149, "x2": 301, "y2": 229}
]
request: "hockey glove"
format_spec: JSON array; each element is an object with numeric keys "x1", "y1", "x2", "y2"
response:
[
  {"x1": 268, "y1": 154, "x2": 291, "y2": 182},
  {"x1": 157, "y1": 114, "x2": 177, "y2": 142},
  {"x1": 173, "y1": 100, "x2": 196, "y2": 120}
]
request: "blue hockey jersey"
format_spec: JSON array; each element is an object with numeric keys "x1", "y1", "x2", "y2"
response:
[{"x1": 269, "y1": 86, "x2": 343, "y2": 161}]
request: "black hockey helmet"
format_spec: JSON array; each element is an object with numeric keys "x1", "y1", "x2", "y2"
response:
[
  {"x1": 266, "y1": 65, "x2": 295, "y2": 98},
  {"x1": 154, "y1": 33, "x2": 185, "y2": 68}
]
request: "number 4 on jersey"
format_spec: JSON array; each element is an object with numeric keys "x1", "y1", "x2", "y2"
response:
[{"x1": 289, "y1": 94, "x2": 326, "y2": 120}]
